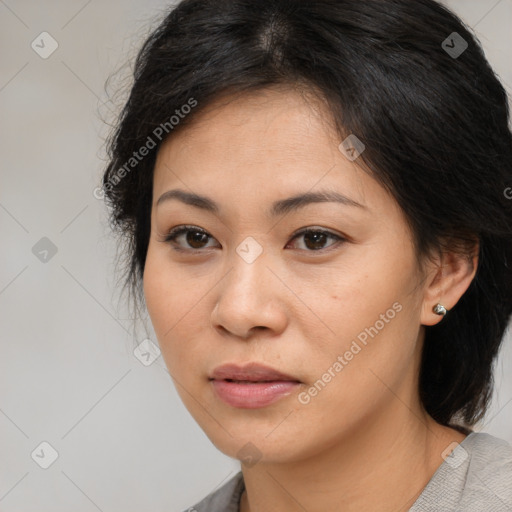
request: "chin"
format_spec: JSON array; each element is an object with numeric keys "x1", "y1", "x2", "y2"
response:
[{"x1": 198, "y1": 419, "x2": 318, "y2": 466}]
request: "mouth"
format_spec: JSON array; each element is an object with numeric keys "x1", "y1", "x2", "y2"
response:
[
  {"x1": 210, "y1": 379, "x2": 301, "y2": 408},
  {"x1": 208, "y1": 362, "x2": 301, "y2": 408},
  {"x1": 222, "y1": 379, "x2": 294, "y2": 383},
  {"x1": 209, "y1": 362, "x2": 301, "y2": 383}
]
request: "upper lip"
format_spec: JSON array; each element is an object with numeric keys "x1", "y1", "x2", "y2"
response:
[{"x1": 209, "y1": 362, "x2": 300, "y2": 382}]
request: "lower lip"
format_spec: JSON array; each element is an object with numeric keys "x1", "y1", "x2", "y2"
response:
[{"x1": 211, "y1": 380, "x2": 300, "y2": 408}]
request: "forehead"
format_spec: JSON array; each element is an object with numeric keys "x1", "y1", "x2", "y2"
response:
[
  {"x1": 155, "y1": 88, "x2": 350, "y2": 182},
  {"x1": 159, "y1": 86, "x2": 338, "y2": 162},
  {"x1": 151, "y1": 87, "x2": 397, "y2": 221}
]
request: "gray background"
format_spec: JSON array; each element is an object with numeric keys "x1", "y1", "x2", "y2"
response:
[{"x1": 1, "y1": 1, "x2": 511, "y2": 510}]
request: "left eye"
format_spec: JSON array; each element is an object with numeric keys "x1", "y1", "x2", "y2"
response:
[
  {"x1": 162, "y1": 225, "x2": 345, "y2": 252},
  {"x1": 288, "y1": 228, "x2": 345, "y2": 251}
]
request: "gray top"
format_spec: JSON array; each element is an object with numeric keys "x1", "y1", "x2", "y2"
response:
[{"x1": 183, "y1": 432, "x2": 512, "y2": 512}]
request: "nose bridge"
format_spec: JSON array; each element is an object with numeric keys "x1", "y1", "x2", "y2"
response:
[
  {"x1": 212, "y1": 234, "x2": 286, "y2": 336},
  {"x1": 226, "y1": 234, "x2": 270, "y2": 301}
]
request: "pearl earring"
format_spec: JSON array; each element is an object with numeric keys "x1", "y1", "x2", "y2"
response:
[{"x1": 433, "y1": 303, "x2": 448, "y2": 316}]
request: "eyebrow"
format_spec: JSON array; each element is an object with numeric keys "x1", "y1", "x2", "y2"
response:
[{"x1": 156, "y1": 188, "x2": 366, "y2": 217}]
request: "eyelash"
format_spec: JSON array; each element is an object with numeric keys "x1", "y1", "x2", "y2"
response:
[{"x1": 161, "y1": 225, "x2": 347, "y2": 254}]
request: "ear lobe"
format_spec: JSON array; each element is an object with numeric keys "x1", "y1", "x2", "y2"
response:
[{"x1": 420, "y1": 243, "x2": 479, "y2": 326}]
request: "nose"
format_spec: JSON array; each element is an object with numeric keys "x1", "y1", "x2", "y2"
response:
[{"x1": 211, "y1": 249, "x2": 288, "y2": 340}]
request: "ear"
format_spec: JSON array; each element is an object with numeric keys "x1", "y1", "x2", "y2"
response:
[{"x1": 420, "y1": 241, "x2": 479, "y2": 326}]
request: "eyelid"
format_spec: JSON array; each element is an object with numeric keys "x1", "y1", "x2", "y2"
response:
[
  {"x1": 160, "y1": 225, "x2": 347, "y2": 252},
  {"x1": 161, "y1": 225, "x2": 218, "y2": 252},
  {"x1": 287, "y1": 227, "x2": 346, "y2": 252},
  {"x1": 290, "y1": 226, "x2": 345, "y2": 240}
]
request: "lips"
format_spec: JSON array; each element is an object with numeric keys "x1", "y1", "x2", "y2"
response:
[
  {"x1": 209, "y1": 362, "x2": 300, "y2": 383},
  {"x1": 209, "y1": 362, "x2": 301, "y2": 408}
]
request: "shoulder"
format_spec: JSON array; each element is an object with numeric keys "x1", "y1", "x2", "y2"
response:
[
  {"x1": 459, "y1": 432, "x2": 512, "y2": 510},
  {"x1": 181, "y1": 471, "x2": 245, "y2": 512},
  {"x1": 410, "y1": 432, "x2": 512, "y2": 511}
]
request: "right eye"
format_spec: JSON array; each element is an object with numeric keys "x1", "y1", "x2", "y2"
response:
[{"x1": 162, "y1": 225, "x2": 220, "y2": 252}]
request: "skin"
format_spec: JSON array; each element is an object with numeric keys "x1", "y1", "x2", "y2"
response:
[{"x1": 143, "y1": 85, "x2": 478, "y2": 512}]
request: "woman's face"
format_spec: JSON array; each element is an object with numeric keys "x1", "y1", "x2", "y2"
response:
[{"x1": 143, "y1": 87, "x2": 433, "y2": 463}]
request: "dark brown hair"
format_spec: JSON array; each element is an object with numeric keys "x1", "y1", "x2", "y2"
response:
[{"x1": 102, "y1": 0, "x2": 512, "y2": 428}]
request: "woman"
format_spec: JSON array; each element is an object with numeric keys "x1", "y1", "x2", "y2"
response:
[{"x1": 102, "y1": 0, "x2": 512, "y2": 510}]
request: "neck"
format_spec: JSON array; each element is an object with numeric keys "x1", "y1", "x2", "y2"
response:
[{"x1": 239, "y1": 404, "x2": 467, "y2": 512}]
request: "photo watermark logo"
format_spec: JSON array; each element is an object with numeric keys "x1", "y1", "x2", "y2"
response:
[
  {"x1": 93, "y1": 97, "x2": 198, "y2": 200},
  {"x1": 298, "y1": 301, "x2": 403, "y2": 405}
]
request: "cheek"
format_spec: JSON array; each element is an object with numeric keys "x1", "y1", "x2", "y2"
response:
[
  {"x1": 142, "y1": 249, "x2": 169, "y2": 333},
  {"x1": 296, "y1": 242, "x2": 422, "y2": 395},
  {"x1": 143, "y1": 243, "x2": 195, "y2": 325},
  {"x1": 143, "y1": 248, "x2": 185, "y2": 349},
  {"x1": 298, "y1": 255, "x2": 409, "y2": 345},
  {"x1": 142, "y1": 247, "x2": 210, "y2": 374},
  {"x1": 292, "y1": 300, "x2": 420, "y2": 443}
]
